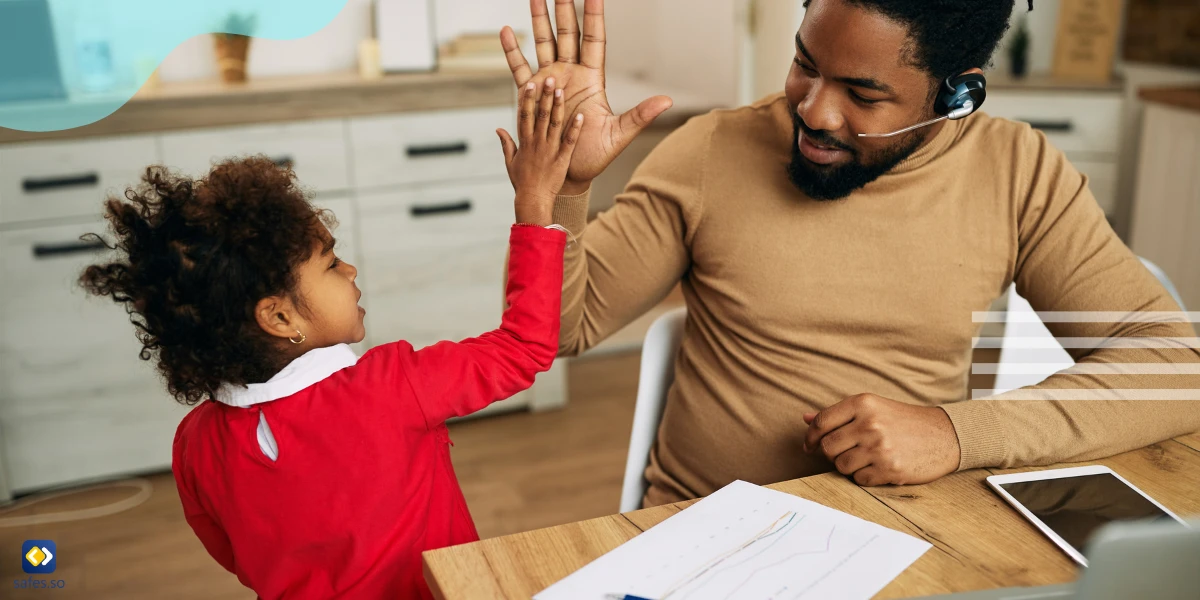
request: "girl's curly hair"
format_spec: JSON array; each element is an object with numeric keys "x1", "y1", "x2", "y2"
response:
[{"x1": 80, "y1": 156, "x2": 335, "y2": 405}]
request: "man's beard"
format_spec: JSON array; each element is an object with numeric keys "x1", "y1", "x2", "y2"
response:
[{"x1": 787, "y1": 112, "x2": 927, "y2": 201}]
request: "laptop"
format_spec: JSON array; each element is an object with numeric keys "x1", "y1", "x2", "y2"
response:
[{"x1": 915, "y1": 519, "x2": 1198, "y2": 599}]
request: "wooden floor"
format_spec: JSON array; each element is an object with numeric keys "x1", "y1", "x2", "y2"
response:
[
  {"x1": 0, "y1": 352, "x2": 641, "y2": 599},
  {"x1": 452, "y1": 353, "x2": 641, "y2": 540}
]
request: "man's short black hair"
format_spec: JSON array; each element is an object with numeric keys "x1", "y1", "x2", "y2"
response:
[{"x1": 803, "y1": 0, "x2": 1033, "y2": 82}]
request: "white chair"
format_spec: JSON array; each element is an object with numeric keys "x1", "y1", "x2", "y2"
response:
[
  {"x1": 993, "y1": 257, "x2": 1186, "y2": 393},
  {"x1": 619, "y1": 306, "x2": 687, "y2": 513},
  {"x1": 618, "y1": 259, "x2": 1184, "y2": 512}
]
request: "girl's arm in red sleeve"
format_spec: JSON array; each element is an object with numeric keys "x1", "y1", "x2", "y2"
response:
[
  {"x1": 180, "y1": 498, "x2": 237, "y2": 574},
  {"x1": 397, "y1": 224, "x2": 565, "y2": 428},
  {"x1": 172, "y1": 435, "x2": 236, "y2": 574}
]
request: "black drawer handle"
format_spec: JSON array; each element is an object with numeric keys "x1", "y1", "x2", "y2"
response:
[
  {"x1": 1022, "y1": 120, "x2": 1073, "y2": 133},
  {"x1": 410, "y1": 200, "x2": 472, "y2": 217},
  {"x1": 272, "y1": 155, "x2": 295, "y2": 168},
  {"x1": 23, "y1": 172, "x2": 100, "y2": 192},
  {"x1": 406, "y1": 142, "x2": 469, "y2": 158},
  {"x1": 33, "y1": 240, "x2": 108, "y2": 259}
]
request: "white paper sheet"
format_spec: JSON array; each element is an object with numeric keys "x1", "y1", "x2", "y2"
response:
[{"x1": 535, "y1": 480, "x2": 931, "y2": 600}]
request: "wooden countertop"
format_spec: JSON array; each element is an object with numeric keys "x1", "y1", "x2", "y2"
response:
[
  {"x1": 0, "y1": 69, "x2": 723, "y2": 145},
  {"x1": 0, "y1": 70, "x2": 516, "y2": 145},
  {"x1": 1139, "y1": 86, "x2": 1200, "y2": 114}
]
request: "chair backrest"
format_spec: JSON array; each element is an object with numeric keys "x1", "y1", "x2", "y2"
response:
[
  {"x1": 1140, "y1": 258, "x2": 1186, "y2": 310},
  {"x1": 620, "y1": 307, "x2": 687, "y2": 513},
  {"x1": 993, "y1": 257, "x2": 1185, "y2": 394}
]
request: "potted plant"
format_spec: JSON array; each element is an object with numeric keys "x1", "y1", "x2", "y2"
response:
[
  {"x1": 213, "y1": 12, "x2": 257, "y2": 83},
  {"x1": 1008, "y1": 15, "x2": 1030, "y2": 78}
]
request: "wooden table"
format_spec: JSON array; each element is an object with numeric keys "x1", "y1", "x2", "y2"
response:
[{"x1": 424, "y1": 433, "x2": 1200, "y2": 599}]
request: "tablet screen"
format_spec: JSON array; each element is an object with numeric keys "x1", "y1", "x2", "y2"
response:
[{"x1": 1000, "y1": 473, "x2": 1174, "y2": 553}]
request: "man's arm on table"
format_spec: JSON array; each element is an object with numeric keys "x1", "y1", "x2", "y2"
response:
[
  {"x1": 939, "y1": 131, "x2": 1200, "y2": 470},
  {"x1": 552, "y1": 118, "x2": 712, "y2": 355}
]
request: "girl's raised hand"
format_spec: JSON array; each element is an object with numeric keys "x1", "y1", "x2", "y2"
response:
[{"x1": 497, "y1": 77, "x2": 585, "y2": 226}]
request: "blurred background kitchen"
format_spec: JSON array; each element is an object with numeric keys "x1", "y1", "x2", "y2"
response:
[{"x1": 0, "y1": 0, "x2": 1197, "y2": 597}]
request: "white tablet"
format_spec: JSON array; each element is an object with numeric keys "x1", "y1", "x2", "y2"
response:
[{"x1": 986, "y1": 465, "x2": 1186, "y2": 566}]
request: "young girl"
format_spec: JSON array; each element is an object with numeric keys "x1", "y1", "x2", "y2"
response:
[{"x1": 81, "y1": 79, "x2": 582, "y2": 599}]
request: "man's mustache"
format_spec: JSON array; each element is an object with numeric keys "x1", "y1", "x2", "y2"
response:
[{"x1": 792, "y1": 113, "x2": 856, "y2": 154}]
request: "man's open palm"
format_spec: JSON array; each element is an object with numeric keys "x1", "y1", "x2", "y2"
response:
[{"x1": 500, "y1": 0, "x2": 673, "y2": 194}]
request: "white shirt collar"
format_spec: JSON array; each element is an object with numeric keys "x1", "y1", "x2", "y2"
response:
[{"x1": 214, "y1": 344, "x2": 359, "y2": 408}]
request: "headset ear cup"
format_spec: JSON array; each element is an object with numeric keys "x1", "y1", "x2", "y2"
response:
[
  {"x1": 958, "y1": 72, "x2": 987, "y2": 114},
  {"x1": 936, "y1": 72, "x2": 987, "y2": 118},
  {"x1": 933, "y1": 76, "x2": 956, "y2": 116}
]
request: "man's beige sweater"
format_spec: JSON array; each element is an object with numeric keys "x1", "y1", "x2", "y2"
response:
[{"x1": 551, "y1": 94, "x2": 1200, "y2": 506}]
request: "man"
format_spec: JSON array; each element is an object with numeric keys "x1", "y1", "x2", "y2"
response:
[{"x1": 498, "y1": 0, "x2": 1200, "y2": 506}]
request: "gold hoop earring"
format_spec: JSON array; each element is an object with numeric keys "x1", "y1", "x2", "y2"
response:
[{"x1": 289, "y1": 330, "x2": 306, "y2": 345}]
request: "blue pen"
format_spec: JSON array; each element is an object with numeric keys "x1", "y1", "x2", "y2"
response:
[{"x1": 604, "y1": 595, "x2": 656, "y2": 600}]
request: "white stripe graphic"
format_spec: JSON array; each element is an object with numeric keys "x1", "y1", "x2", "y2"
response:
[
  {"x1": 972, "y1": 337, "x2": 1200, "y2": 349},
  {"x1": 970, "y1": 389, "x2": 1200, "y2": 400},
  {"x1": 972, "y1": 311, "x2": 1200, "y2": 323},
  {"x1": 972, "y1": 363, "x2": 1200, "y2": 375}
]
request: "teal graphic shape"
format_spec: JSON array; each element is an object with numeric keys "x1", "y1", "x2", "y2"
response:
[{"x1": 0, "y1": 0, "x2": 349, "y2": 132}]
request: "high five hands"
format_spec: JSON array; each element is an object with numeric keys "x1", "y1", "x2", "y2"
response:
[{"x1": 499, "y1": 0, "x2": 674, "y2": 196}]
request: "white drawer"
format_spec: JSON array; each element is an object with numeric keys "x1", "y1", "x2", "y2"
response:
[
  {"x1": 0, "y1": 220, "x2": 188, "y2": 492},
  {"x1": 982, "y1": 92, "x2": 1122, "y2": 156},
  {"x1": 358, "y1": 181, "x2": 514, "y2": 350},
  {"x1": 0, "y1": 220, "x2": 166, "y2": 403},
  {"x1": 160, "y1": 119, "x2": 350, "y2": 193},
  {"x1": 361, "y1": 235, "x2": 509, "y2": 350},
  {"x1": 356, "y1": 179, "x2": 513, "y2": 234},
  {"x1": 2, "y1": 387, "x2": 187, "y2": 494},
  {"x1": 0, "y1": 135, "x2": 158, "y2": 224},
  {"x1": 348, "y1": 106, "x2": 513, "y2": 190},
  {"x1": 1073, "y1": 159, "x2": 1118, "y2": 216}
]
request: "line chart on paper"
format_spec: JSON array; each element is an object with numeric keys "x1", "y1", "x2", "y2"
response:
[{"x1": 534, "y1": 481, "x2": 930, "y2": 600}]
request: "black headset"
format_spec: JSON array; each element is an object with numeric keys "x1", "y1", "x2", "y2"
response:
[
  {"x1": 934, "y1": 72, "x2": 987, "y2": 120},
  {"x1": 857, "y1": 71, "x2": 987, "y2": 137}
]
